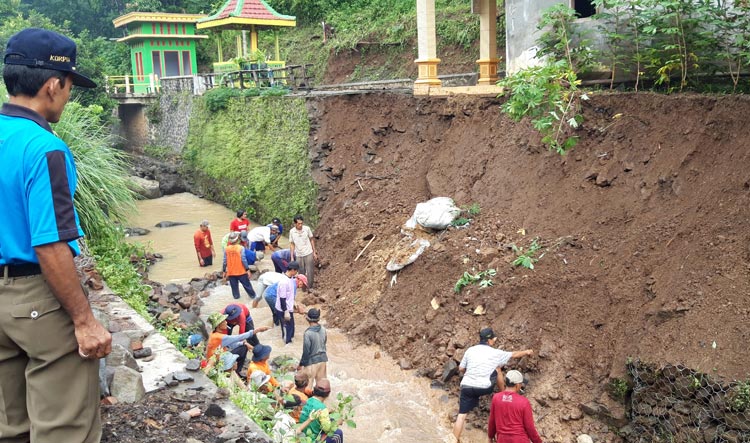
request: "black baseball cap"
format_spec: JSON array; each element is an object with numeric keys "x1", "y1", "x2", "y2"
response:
[
  {"x1": 479, "y1": 327, "x2": 496, "y2": 340},
  {"x1": 4, "y1": 28, "x2": 97, "y2": 88}
]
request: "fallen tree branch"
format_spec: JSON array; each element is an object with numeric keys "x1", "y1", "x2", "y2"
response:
[{"x1": 355, "y1": 236, "x2": 376, "y2": 262}]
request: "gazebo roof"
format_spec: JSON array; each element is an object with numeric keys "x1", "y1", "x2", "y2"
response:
[
  {"x1": 113, "y1": 12, "x2": 207, "y2": 28},
  {"x1": 197, "y1": 0, "x2": 296, "y2": 30}
]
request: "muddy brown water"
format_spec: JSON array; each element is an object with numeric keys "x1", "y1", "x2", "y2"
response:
[{"x1": 127, "y1": 193, "x2": 487, "y2": 443}]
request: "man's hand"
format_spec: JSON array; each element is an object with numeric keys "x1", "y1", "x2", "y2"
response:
[
  {"x1": 254, "y1": 326, "x2": 271, "y2": 334},
  {"x1": 75, "y1": 317, "x2": 112, "y2": 359},
  {"x1": 199, "y1": 258, "x2": 205, "y2": 266},
  {"x1": 35, "y1": 242, "x2": 113, "y2": 360}
]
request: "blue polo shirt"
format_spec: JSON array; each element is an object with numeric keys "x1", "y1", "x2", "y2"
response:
[{"x1": 0, "y1": 103, "x2": 84, "y2": 265}]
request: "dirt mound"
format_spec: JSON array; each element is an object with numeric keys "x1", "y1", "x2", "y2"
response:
[{"x1": 304, "y1": 92, "x2": 750, "y2": 440}]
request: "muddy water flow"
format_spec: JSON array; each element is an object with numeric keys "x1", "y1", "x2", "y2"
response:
[{"x1": 128, "y1": 194, "x2": 486, "y2": 443}]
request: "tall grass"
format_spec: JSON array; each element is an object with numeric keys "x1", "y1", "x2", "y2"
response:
[
  {"x1": 53, "y1": 102, "x2": 136, "y2": 242},
  {"x1": 53, "y1": 102, "x2": 151, "y2": 317}
]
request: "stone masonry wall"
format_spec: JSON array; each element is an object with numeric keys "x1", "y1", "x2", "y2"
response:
[{"x1": 149, "y1": 78, "x2": 195, "y2": 153}]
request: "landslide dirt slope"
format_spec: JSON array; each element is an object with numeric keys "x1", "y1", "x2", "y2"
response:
[{"x1": 303, "y1": 92, "x2": 750, "y2": 440}]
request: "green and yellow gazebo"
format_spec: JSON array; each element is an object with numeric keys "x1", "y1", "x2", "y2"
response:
[
  {"x1": 112, "y1": 12, "x2": 208, "y2": 93},
  {"x1": 197, "y1": 0, "x2": 296, "y2": 73}
]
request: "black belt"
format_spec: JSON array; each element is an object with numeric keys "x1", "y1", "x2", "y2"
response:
[{"x1": 2, "y1": 263, "x2": 42, "y2": 277}]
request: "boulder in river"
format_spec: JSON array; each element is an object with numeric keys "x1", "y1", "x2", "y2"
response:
[
  {"x1": 155, "y1": 221, "x2": 188, "y2": 228},
  {"x1": 129, "y1": 176, "x2": 161, "y2": 199}
]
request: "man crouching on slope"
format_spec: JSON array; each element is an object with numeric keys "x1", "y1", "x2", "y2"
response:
[{"x1": 452, "y1": 327, "x2": 533, "y2": 442}]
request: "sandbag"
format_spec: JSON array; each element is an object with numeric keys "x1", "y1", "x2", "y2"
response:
[
  {"x1": 386, "y1": 238, "x2": 431, "y2": 271},
  {"x1": 404, "y1": 197, "x2": 460, "y2": 230}
]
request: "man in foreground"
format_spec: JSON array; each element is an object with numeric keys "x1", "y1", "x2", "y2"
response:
[
  {"x1": 0, "y1": 28, "x2": 112, "y2": 442},
  {"x1": 488, "y1": 370, "x2": 543, "y2": 443}
]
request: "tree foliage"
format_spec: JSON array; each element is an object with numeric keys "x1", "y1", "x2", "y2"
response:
[{"x1": 184, "y1": 95, "x2": 318, "y2": 225}]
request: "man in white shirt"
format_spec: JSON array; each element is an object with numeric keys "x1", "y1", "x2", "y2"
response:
[
  {"x1": 246, "y1": 225, "x2": 279, "y2": 252},
  {"x1": 289, "y1": 215, "x2": 318, "y2": 289},
  {"x1": 452, "y1": 327, "x2": 534, "y2": 441},
  {"x1": 254, "y1": 270, "x2": 287, "y2": 308}
]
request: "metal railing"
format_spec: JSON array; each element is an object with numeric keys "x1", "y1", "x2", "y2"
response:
[
  {"x1": 106, "y1": 64, "x2": 313, "y2": 98},
  {"x1": 104, "y1": 73, "x2": 160, "y2": 95}
]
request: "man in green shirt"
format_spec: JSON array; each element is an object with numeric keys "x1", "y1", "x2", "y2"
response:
[{"x1": 297, "y1": 379, "x2": 343, "y2": 442}]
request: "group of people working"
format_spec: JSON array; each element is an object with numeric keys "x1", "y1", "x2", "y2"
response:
[
  {"x1": 196, "y1": 298, "x2": 340, "y2": 442},
  {"x1": 193, "y1": 212, "x2": 319, "y2": 292}
]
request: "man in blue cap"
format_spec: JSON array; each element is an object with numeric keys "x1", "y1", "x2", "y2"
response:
[{"x1": 0, "y1": 28, "x2": 110, "y2": 442}]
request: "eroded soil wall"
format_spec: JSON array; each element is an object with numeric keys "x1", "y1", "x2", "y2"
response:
[{"x1": 303, "y1": 92, "x2": 750, "y2": 441}]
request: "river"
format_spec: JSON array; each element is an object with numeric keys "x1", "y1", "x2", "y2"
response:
[{"x1": 126, "y1": 193, "x2": 487, "y2": 443}]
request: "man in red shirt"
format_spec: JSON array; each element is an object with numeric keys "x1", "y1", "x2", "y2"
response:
[
  {"x1": 193, "y1": 219, "x2": 215, "y2": 267},
  {"x1": 488, "y1": 370, "x2": 543, "y2": 443}
]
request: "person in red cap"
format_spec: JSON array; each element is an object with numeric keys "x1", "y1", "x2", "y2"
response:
[{"x1": 0, "y1": 28, "x2": 110, "y2": 442}]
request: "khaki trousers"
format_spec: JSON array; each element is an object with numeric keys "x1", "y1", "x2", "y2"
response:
[
  {"x1": 297, "y1": 253, "x2": 315, "y2": 290},
  {"x1": 0, "y1": 275, "x2": 101, "y2": 443},
  {"x1": 304, "y1": 361, "x2": 327, "y2": 388}
]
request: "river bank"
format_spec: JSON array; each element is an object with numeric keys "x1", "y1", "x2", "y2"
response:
[{"x1": 125, "y1": 193, "x2": 487, "y2": 442}]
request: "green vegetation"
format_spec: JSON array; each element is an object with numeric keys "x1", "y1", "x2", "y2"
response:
[
  {"x1": 464, "y1": 203, "x2": 481, "y2": 217},
  {"x1": 609, "y1": 377, "x2": 630, "y2": 401},
  {"x1": 728, "y1": 380, "x2": 750, "y2": 413},
  {"x1": 454, "y1": 269, "x2": 497, "y2": 293},
  {"x1": 498, "y1": 6, "x2": 589, "y2": 155},
  {"x1": 451, "y1": 217, "x2": 470, "y2": 227},
  {"x1": 143, "y1": 144, "x2": 173, "y2": 160},
  {"x1": 184, "y1": 95, "x2": 317, "y2": 225},
  {"x1": 203, "y1": 349, "x2": 356, "y2": 440},
  {"x1": 451, "y1": 203, "x2": 480, "y2": 227},
  {"x1": 511, "y1": 238, "x2": 542, "y2": 270},
  {"x1": 53, "y1": 102, "x2": 152, "y2": 317},
  {"x1": 592, "y1": 0, "x2": 750, "y2": 92}
]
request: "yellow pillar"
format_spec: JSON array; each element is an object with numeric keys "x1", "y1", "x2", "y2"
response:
[
  {"x1": 274, "y1": 31, "x2": 280, "y2": 61},
  {"x1": 415, "y1": 0, "x2": 441, "y2": 89},
  {"x1": 251, "y1": 25, "x2": 258, "y2": 54},
  {"x1": 217, "y1": 37, "x2": 223, "y2": 62},
  {"x1": 477, "y1": 0, "x2": 500, "y2": 85},
  {"x1": 235, "y1": 34, "x2": 242, "y2": 58}
]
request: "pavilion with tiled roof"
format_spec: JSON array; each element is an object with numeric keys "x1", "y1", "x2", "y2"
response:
[{"x1": 197, "y1": 0, "x2": 295, "y2": 72}]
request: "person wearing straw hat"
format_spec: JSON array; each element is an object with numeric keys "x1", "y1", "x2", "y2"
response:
[
  {"x1": 0, "y1": 27, "x2": 109, "y2": 442},
  {"x1": 298, "y1": 308, "x2": 328, "y2": 390},
  {"x1": 206, "y1": 312, "x2": 269, "y2": 375}
]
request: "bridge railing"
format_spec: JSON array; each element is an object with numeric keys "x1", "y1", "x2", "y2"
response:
[
  {"x1": 104, "y1": 73, "x2": 160, "y2": 95},
  {"x1": 106, "y1": 64, "x2": 313, "y2": 98}
]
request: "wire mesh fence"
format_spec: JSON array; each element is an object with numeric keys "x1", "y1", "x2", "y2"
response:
[{"x1": 625, "y1": 360, "x2": 750, "y2": 443}]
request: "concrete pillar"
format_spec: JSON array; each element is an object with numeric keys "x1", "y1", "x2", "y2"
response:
[
  {"x1": 477, "y1": 0, "x2": 500, "y2": 85},
  {"x1": 415, "y1": 0, "x2": 441, "y2": 86}
]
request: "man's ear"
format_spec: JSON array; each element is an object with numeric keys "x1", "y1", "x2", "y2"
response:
[{"x1": 42, "y1": 76, "x2": 63, "y2": 97}]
